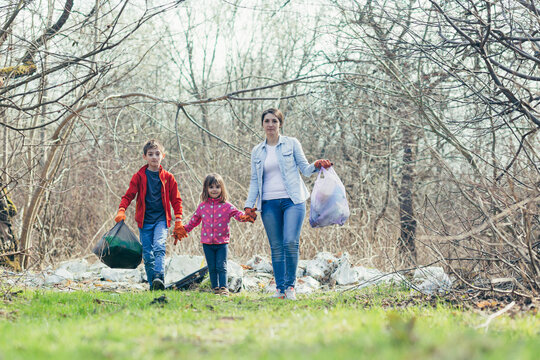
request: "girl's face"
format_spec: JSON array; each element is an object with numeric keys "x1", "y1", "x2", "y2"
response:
[
  {"x1": 262, "y1": 113, "x2": 281, "y2": 137},
  {"x1": 208, "y1": 183, "x2": 222, "y2": 199}
]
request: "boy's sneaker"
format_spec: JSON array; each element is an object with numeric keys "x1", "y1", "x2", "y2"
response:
[
  {"x1": 271, "y1": 289, "x2": 285, "y2": 299},
  {"x1": 152, "y1": 275, "x2": 165, "y2": 291},
  {"x1": 284, "y1": 286, "x2": 297, "y2": 300},
  {"x1": 219, "y1": 287, "x2": 229, "y2": 296}
]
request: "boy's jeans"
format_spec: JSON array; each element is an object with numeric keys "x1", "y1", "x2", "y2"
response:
[
  {"x1": 261, "y1": 198, "x2": 306, "y2": 292},
  {"x1": 139, "y1": 220, "x2": 167, "y2": 283},
  {"x1": 202, "y1": 243, "x2": 228, "y2": 289}
]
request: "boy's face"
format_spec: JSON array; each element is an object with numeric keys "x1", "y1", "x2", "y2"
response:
[{"x1": 143, "y1": 147, "x2": 164, "y2": 170}]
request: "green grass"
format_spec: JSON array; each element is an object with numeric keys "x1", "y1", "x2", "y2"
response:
[{"x1": 0, "y1": 286, "x2": 538, "y2": 360}]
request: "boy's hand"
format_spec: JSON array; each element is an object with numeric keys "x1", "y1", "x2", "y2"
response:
[
  {"x1": 173, "y1": 222, "x2": 187, "y2": 245},
  {"x1": 244, "y1": 207, "x2": 257, "y2": 221},
  {"x1": 114, "y1": 208, "x2": 126, "y2": 223},
  {"x1": 314, "y1": 159, "x2": 332, "y2": 169},
  {"x1": 239, "y1": 214, "x2": 255, "y2": 223}
]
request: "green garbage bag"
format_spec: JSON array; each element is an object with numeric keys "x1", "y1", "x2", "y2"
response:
[{"x1": 93, "y1": 220, "x2": 142, "y2": 269}]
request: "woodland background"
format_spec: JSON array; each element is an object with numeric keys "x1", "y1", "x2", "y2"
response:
[{"x1": 1, "y1": 0, "x2": 538, "y2": 295}]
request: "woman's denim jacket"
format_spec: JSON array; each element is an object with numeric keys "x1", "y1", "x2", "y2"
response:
[{"x1": 245, "y1": 136, "x2": 317, "y2": 210}]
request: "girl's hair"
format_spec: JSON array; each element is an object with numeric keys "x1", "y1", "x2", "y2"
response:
[
  {"x1": 261, "y1": 108, "x2": 284, "y2": 127},
  {"x1": 201, "y1": 173, "x2": 228, "y2": 203}
]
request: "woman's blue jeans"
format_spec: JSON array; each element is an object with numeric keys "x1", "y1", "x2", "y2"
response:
[
  {"x1": 261, "y1": 198, "x2": 306, "y2": 291},
  {"x1": 202, "y1": 243, "x2": 228, "y2": 289},
  {"x1": 138, "y1": 220, "x2": 168, "y2": 283}
]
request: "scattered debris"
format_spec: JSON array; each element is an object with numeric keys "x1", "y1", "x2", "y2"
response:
[
  {"x1": 149, "y1": 295, "x2": 168, "y2": 305},
  {"x1": 1, "y1": 252, "x2": 455, "y2": 296},
  {"x1": 93, "y1": 298, "x2": 119, "y2": 305}
]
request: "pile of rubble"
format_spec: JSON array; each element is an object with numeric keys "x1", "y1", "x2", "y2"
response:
[{"x1": 0, "y1": 252, "x2": 452, "y2": 294}]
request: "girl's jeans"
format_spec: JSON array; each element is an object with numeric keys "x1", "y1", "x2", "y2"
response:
[
  {"x1": 139, "y1": 220, "x2": 167, "y2": 283},
  {"x1": 261, "y1": 198, "x2": 306, "y2": 292},
  {"x1": 202, "y1": 243, "x2": 228, "y2": 289}
]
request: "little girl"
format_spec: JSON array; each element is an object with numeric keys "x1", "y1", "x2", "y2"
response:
[{"x1": 179, "y1": 173, "x2": 253, "y2": 296}]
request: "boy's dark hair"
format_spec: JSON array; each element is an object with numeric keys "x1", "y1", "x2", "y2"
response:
[
  {"x1": 143, "y1": 139, "x2": 165, "y2": 155},
  {"x1": 201, "y1": 173, "x2": 228, "y2": 203},
  {"x1": 261, "y1": 108, "x2": 284, "y2": 127}
]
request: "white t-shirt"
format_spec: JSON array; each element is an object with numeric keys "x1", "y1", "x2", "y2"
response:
[{"x1": 262, "y1": 145, "x2": 289, "y2": 200}]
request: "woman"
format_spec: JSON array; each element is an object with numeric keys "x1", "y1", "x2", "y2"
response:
[{"x1": 244, "y1": 108, "x2": 332, "y2": 300}]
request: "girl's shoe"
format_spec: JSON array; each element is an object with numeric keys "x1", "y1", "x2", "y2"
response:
[
  {"x1": 284, "y1": 286, "x2": 297, "y2": 300},
  {"x1": 212, "y1": 287, "x2": 221, "y2": 294},
  {"x1": 219, "y1": 287, "x2": 229, "y2": 296},
  {"x1": 271, "y1": 289, "x2": 285, "y2": 299}
]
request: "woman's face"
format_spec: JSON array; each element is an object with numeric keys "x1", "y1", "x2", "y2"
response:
[{"x1": 262, "y1": 113, "x2": 281, "y2": 137}]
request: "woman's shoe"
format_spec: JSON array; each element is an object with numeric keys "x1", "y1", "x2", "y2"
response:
[
  {"x1": 271, "y1": 289, "x2": 285, "y2": 299},
  {"x1": 284, "y1": 286, "x2": 297, "y2": 300}
]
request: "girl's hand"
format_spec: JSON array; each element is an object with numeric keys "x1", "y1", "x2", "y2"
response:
[{"x1": 239, "y1": 214, "x2": 255, "y2": 223}]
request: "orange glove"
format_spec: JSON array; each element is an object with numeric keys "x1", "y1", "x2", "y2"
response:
[
  {"x1": 314, "y1": 159, "x2": 332, "y2": 169},
  {"x1": 114, "y1": 208, "x2": 126, "y2": 223},
  {"x1": 239, "y1": 214, "x2": 255, "y2": 223},
  {"x1": 173, "y1": 221, "x2": 187, "y2": 245},
  {"x1": 244, "y1": 207, "x2": 257, "y2": 221}
]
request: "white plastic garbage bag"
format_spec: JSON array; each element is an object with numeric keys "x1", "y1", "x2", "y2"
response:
[{"x1": 309, "y1": 167, "x2": 350, "y2": 228}]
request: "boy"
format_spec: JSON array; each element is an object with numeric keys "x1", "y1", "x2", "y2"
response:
[{"x1": 114, "y1": 140, "x2": 187, "y2": 290}]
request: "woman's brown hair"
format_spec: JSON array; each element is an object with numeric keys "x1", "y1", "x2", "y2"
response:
[
  {"x1": 201, "y1": 173, "x2": 228, "y2": 203},
  {"x1": 261, "y1": 108, "x2": 284, "y2": 127}
]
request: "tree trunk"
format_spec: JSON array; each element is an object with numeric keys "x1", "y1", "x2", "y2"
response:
[{"x1": 398, "y1": 120, "x2": 417, "y2": 264}]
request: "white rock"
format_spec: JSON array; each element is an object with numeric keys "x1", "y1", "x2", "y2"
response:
[
  {"x1": 305, "y1": 252, "x2": 338, "y2": 281},
  {"x1": 296, "y1": 260, "x2": 308, "y2": 277},
  {"x1": 56, "y1": 259, "x2": 89, "y2": 275},
  {"x1": 245, "y1": 255, "x2": 273, "y2": 273},
  {"x1": 242, "y1": 276, "x2": 268, "y2": 292},
  {"x1": 88, "y1": 261, "x2": 107, "y2": 272},
  {"x1": 413, "y1": 266, "x2": 452, "y2": 294},
  {"x1": 353, "y1": 267, "x2": 407, "y2": 288},
  {"x1": 227, "y1": 260, "x2": 244, "y2": 292},
  {"x1": 357, "y1": 267, "x2": 384, "y2": 282},
  {"x1": 44, "y1": 268, "x2": 74, "y2": 285},
  {"x1": 164, "y1": 255, "x2": 205, "y2": 284},
  {"x1": 331, "y1": 253, "x2": 359, "y2": 285},
  {"x1": 295, "y1": 276, "x2": 320, "y2": 294},
  {"x1": 137, "y1": 263, "x2": 148, "y2": 282},
  {"x1": 23, "y1": 274, "x2": 45, "y2": 287},
  {"x1": 100, "y1": 268, "x2": 142, "y2": 283},
  {"x1": 73, "y1": 272, "x2": 95, "y2": 281},
  {"x1": 227, "y1": 260, "x2": 243, "y2": 277},
  {"x1": 263, "y1": 280, "x2": 278, "y2": 294}
]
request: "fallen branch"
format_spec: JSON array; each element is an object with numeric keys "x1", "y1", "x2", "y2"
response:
[{"x1": 476, "y1": 301, "x2": 516, "y2": 333}]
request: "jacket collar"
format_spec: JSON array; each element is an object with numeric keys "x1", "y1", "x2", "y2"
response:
[
  {"x1": 206, "y1": 197, "x2": 223, "y2": 204},
  {"x1": 138, "y1": 164, "x2": 163, "y2": 175},
  {"x1": 262, "y1": 135, "x2": 284, "y2": 149}
]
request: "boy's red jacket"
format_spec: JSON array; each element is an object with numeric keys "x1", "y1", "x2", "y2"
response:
[{"x1": 119, "y1": 165, "x2": 183, "y2": 228}]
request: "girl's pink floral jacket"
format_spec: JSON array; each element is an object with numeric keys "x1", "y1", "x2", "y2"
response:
[{"x1": 184, "y1": 198, "x2": 247, "y2": 244}]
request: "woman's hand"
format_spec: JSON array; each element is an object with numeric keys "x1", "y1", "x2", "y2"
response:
[
  {"x1": 314, "y1": 159, "x2": 332, "y2": 169},
  {"x1": 239, "y1": 214, "x2": 255, "y2": 223},
  {"x1": 244, "y1": 207, "x2": 257, "y2": 221}
]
